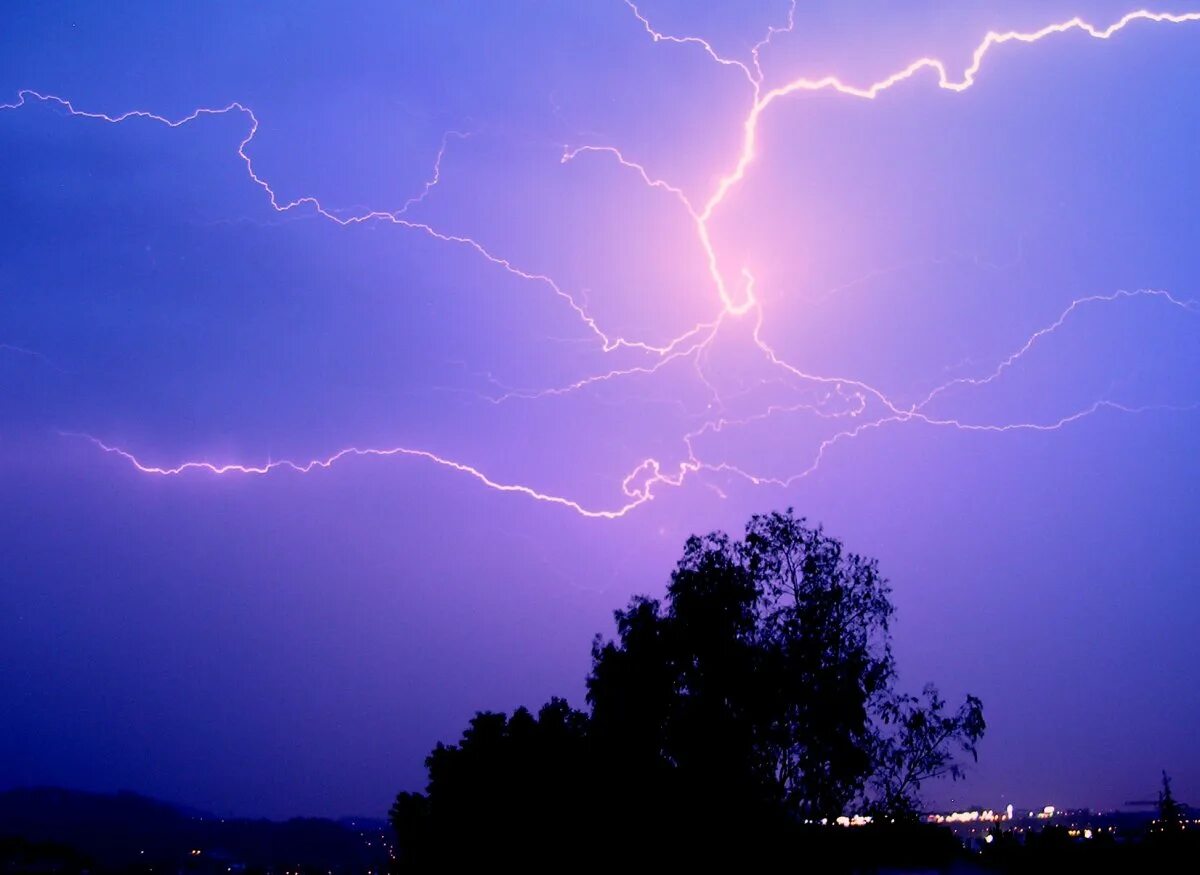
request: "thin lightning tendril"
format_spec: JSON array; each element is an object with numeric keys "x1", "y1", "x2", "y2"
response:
[
  {"x1": 396, "y1": 129, "x2": 470, "y2": 216},
  {"x1": 5, "y1": 4, "x2": 1199, "y2": 516}
]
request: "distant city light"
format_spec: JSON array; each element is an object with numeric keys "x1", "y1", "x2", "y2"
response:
[{"x1": 835, "y1": 815, "x2": 874, "y2": 827}]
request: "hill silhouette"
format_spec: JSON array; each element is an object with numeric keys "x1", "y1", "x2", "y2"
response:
[{"x1": 0, "y1": 786, "x2": 390, "y2": 873}]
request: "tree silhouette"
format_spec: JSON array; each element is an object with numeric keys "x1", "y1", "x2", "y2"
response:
[
  {"x1": 391, "y1": 510, "x2": 986, "y2": 866},
  {"x1": 588, "y1": 510, "x2": 983, "y2": 823},
  {"x1": 389, "y1": 698, "x2": 593, "y2": 865},
  {"x1": 869, "y1": 685, "x2": 985, "y2": 818},
  {"x1": 1155, "y1": 770, "x2": 1184, "y2": 832}
]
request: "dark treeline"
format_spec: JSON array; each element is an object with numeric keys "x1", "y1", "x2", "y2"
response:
[{"x1": 390, "y1": 510, "x2": 986, "y2": 869}]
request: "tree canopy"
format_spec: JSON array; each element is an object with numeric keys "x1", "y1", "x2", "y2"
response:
[{"x1": 390, "y1": 510, "x2": 985, "y2": 866}]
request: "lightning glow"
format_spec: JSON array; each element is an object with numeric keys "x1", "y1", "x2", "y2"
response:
[{"x1": 5, "y1": 4, "x2": 1199, "y2": 517}]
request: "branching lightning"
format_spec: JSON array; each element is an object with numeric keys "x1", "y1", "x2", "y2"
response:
[
  {"x1": 4, "y1": 4, "x2": 1199, "y2": 517},
  {"x1": 65, "y1": 433, "x2": 648, "y2": 519}
]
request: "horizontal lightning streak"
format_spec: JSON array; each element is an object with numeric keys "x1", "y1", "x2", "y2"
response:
[{"x1": 64, "y1": 433, "x2": 653, "y2": 520}]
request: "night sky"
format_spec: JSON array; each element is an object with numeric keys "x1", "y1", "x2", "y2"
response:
[{"x1": 2, "y1": 0, "x2": 1199, "y2": 818}]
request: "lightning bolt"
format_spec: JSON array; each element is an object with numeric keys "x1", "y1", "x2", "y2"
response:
[
  {"x1": 64, "y1": 433, "x2": 652, "y2": 519},
  {"x1": 1, "y1": 342, "x2": 47, "y2": 360},
  {"x1": 0, "y1": 342, "x2": 65, "y2": 373},
  {"x1": 0, "y1": 90, "x2": 688, "y2": 356},
  {"x1": 593, "y1": 4, "x2": 1200, "y2": 317},
  {"x1": 6, "y1": 5, "x2": 1200, "y2": 517},
  {"x1": 395, "y1": 129, "x2": 471, "y2": 216}
]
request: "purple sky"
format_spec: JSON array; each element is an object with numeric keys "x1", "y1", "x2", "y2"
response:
[{"x1": 2, "y1": 0, "x2": 1199, "y2": 818}]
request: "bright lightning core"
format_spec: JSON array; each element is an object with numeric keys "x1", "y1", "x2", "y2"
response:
[{"x1": 3, "y1": 4, "x2": 1200, "y2": 518}]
